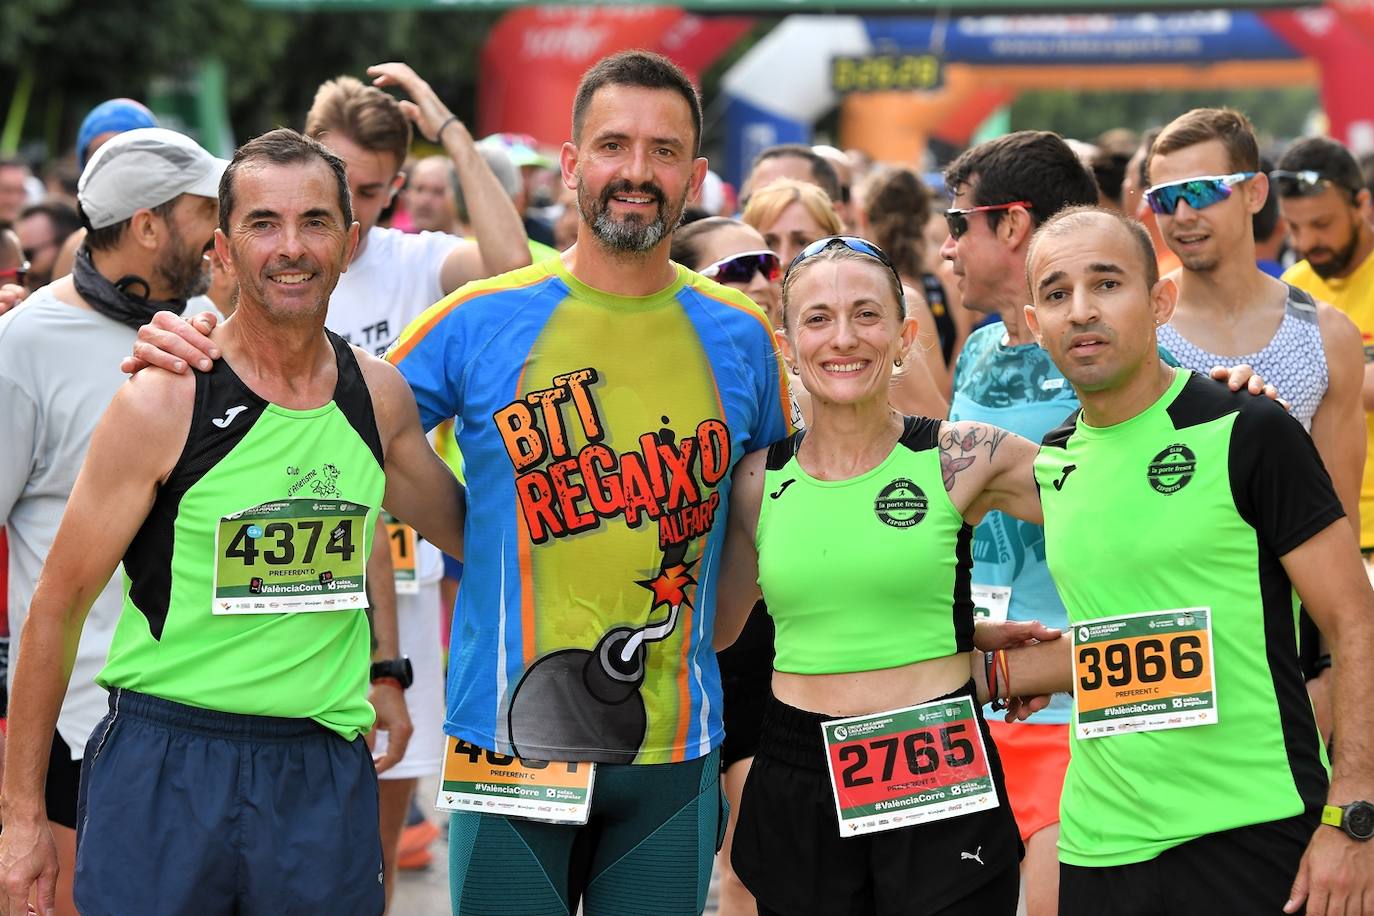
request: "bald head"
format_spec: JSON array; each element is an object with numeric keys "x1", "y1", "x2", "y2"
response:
[
  {"x1": 405, "y1": 155, "x2": 457, "y2": 233},
  {"x1": 1027, "y1": 206, "x2": 1158, "y2": 297}
]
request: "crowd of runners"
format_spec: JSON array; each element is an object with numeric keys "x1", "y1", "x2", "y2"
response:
[{"x1": 0, "y1": 47, "x2": 1371, "y2": 916}]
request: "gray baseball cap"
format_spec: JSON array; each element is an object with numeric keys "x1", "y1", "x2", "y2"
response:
[{"x1": 77, "y1": 127, "x2": 228, "y2": 230}]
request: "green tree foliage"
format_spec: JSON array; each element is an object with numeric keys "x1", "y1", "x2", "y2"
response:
[
  {"x1": 0, "y1": 0, "x2": 499, "y2": 158},
  {"x1": 1009, "y1": 86, "x2": 1321, "y2": 147}
]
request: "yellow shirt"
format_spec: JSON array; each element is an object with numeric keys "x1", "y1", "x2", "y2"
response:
[{"x1": 1284, "y1": 254, "x2": 1374, "y2": 546}]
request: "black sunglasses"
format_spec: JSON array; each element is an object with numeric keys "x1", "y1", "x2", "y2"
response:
[
  {"x1": 785, "y1": 236, "x2": 905, "y2": 308},
  {"x1": 1269, "y1": 169, "x2": 1359, "y2": 200},
  {"x1": 944, "y1": 201, "x2": 1033, "y2": 240},
  {"x1": 699, "y1": 250, "x2": 781, "y2": 285}
]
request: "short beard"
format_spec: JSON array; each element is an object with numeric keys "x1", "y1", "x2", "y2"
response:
[
  {"x1": 156, "y1": 218, "x2": 211, "y2": 300},
  {"x1": 1307, "y1": 217, "x2": 1363, "y2": 280},
  {"x1": 578, "y1": 176, "x2": 684, "y2": 253}
]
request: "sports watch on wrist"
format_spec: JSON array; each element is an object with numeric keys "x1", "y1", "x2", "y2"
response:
[
  {"x1": 1321, "y1": 801, "x2": 1374, "y2": 841},
  {"x1": 370, "y1": 657, "x2": 414, "y2": 690}
]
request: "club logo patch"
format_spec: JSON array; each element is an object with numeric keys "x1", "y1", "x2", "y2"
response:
[
  {"x1": 875, "y1": 478, "x2": 928, "y2": 528},
  {"x1": 1147, "y1": 444, "x2": 1196, "y2": 495}
]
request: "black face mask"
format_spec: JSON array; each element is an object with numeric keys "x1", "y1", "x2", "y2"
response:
[{"x1": 71, "y1": 244, "x2": 187, "y2": 331}]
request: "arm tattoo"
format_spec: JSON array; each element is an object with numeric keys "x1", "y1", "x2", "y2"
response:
[{"x1": 939, "y1": 423, "x2": 1009, "y2": 492}]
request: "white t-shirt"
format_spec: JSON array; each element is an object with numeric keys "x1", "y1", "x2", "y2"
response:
[
  {"x1": 327, "y1": 225, "x2": 462, "y2": 585},
  {"x1": 327, "y1": 226, "x2": 461, "y2": 359},
  {"x1": 0, "y1": 290, "x2": 131, "y2": 756}
]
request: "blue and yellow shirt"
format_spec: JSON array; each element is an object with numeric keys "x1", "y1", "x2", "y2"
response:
[{"x1": 390, "y1": 257, "x2": 790, "y2": 764}]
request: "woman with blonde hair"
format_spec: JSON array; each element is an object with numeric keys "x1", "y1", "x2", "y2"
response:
[{"x1": 743, "y1": 179, "x2": 948, "y2": 418}]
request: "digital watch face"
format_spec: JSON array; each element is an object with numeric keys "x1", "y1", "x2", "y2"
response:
[{"x1": 1348, "y1": 803, "x2": 1374, "y2": 840}]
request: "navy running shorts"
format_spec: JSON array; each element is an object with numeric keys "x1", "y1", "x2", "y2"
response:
[{"x1": 74, "y1": 688, "x2": 384, "y2": 915}]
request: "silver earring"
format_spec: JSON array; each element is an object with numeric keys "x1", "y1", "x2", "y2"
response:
[
  {"x1": 894, "y1": 357, "x2": 903, "y2": 367},
  {"x1": 790, "y1": 364, "x2": 799, "y2": 375}
]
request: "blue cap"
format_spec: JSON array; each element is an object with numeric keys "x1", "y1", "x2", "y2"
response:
[{"x1": 77, "y1": 99, "x2": 158, "y2": 169}]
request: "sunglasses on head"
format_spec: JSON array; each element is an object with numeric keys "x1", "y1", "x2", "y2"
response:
[
  {"x1": 0, "y1": 261, "x2": 29, "y2": 285},
  {"x1": 699, "y1": 249, "x2": 781, "y2": 285},
  {"x1": 1269, "y1": 169, "x2": 1357, "y2": 200},
  {"x1": 944, "y1": 201, "x2": 1033, "y2": 240},
  {"x1": 1144, "y1": 172, "x2": 1256, "y2": 216},
  {"x1": 785, "y1": 236, "x2": 906, "y2": 307}
]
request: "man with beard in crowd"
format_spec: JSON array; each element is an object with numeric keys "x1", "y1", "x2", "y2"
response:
[
  {"x1": 0, "y1": 128, "x2": 225, "y2": 916},
  {"x1": 1278, "y1": 137, "x2": 1374, "y2": 555}
]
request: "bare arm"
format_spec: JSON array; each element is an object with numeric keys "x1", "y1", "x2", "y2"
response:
[
  {"x1": 1311, "y1": 303, "x2": 1365, "y2": 535},
  {"x1": 367, "y1": 62, "x2": 531, "y2": 293},
  {"x1": 0, "y1": 369, "x2": 190, "y2": 912},
  {"x1": 357, "y1": 351, "x2": 465, "y2": 559},
  {"x1": 1281, "y1": 518, "x2": 1374, "y2": 915},
  {"x1": 713, "y1": 450, "x2": 766, "y2": 651},
  {"x1": 939, "y1": 420, "x2": 1042, "y2": 525},
  {"x1": 364, "y1": 515, "x2": 411, "y2": 774}
]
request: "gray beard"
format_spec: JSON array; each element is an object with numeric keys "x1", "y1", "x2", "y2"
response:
[{"x1": 589, "y1": 207, "x2": 672, "y2": 252}]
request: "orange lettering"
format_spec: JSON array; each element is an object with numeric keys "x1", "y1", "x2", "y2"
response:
[
  {"x1": 556, "y1": 368, "x2": 603, "y2": 443},
  {"x1": 494, "y1": 402, "x2": 546, "y2": 472}
]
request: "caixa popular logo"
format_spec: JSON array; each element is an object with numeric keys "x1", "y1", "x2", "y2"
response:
[
  {"x1": 1147, "y1": 443, "x2": 1197, "y2": 495},
  {"x1": 874, "y1": 478, "x2": 928, "y2": 528}
]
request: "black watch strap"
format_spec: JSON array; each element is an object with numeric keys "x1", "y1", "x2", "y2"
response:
[{"x1": 370, "y1": 657, "x2": 414, "y2": 689}]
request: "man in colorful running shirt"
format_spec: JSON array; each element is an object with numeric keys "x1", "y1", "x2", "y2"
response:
[
  {"x1": 1023, "y1": 206, "x2": 1374, "y2": 916},
  {"x1": 389, "y1": 52, "x2": 790, "y2": 913},
  {"x1": 0, "y1": 130, "x2": 464, "y2": 915},
  {"x1": 944, "y1": 130, "x2": 1102, "y2": 916}
]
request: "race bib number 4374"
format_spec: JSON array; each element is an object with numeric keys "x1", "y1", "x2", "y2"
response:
[
  {"x1": 1072, "y1": 607, "x2": 1216, "y2": 739},
  {"x1": 213, "y1": 499, "x2": 369, "y2": 614}
]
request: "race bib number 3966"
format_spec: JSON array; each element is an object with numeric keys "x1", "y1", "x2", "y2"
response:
[
  {"x1": 822, "y1": 695, "x2": 997, "y2": 837},
  {"x1": 1072, "y1": 607, "x2": 1216, "y2": 739},
  {"x1": 213, "y1": 499, "x2": 369, "y2": 614}
]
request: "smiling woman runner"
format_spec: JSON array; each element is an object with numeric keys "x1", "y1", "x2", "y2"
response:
[{"x1": 714, "y1": 237, "x2": 1045, "y2": 916}]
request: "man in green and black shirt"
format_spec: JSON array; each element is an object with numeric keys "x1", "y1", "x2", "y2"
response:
[
  {"x1": 0, "y1": 130, "x2": 466, "y2": 915},
  {"x1": 1020, "y1": 206, "x2": 1374, "y2": 916}
]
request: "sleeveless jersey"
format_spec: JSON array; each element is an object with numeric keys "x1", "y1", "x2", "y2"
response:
[
  {"x1": 389, "y1": 257, "x2": 791, "y2": 765},
  {"x1": 98, "y1": 331, "x2": 385, "y2": 741},
  {"x1": 1156, "y1": 284, "x2": 1328, "y2": 431},
  {"x1": 1285, "y1": 253, "x2": 1374, "y2": 548},
  {"x1": 1036, "y1": 369, "x2": 1337, "y2": 867},
  {"x1": 756, "y1": 418, "x2": 973, "y2": 675}
]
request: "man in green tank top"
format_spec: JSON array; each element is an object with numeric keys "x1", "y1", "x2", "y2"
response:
[
  {"x1": 1017, "y1": 205, "x2": 1374, "y2": 916},
  {"x1": 0, "y1": 129, "x2": 465, "y2": 915}
]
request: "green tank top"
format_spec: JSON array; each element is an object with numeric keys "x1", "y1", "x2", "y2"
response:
[
  {"x1": 756, "y1": 417, "x2": 974, "y2": 675},
  {"x1": 98, "y1": 331, "x2": 386, "y2": 740}
]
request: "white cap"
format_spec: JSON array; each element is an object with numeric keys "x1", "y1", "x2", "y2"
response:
[{"x1": 77, "y1": 128, "x2": 228, "y2": 230}]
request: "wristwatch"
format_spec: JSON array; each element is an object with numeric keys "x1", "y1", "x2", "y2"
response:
[
  {"x1": 370, "y1": 657, "x2": 414, "y2": 690},
  {"x1": 1321, "y1": 801, "x2": 1374, "y2": 841}
]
